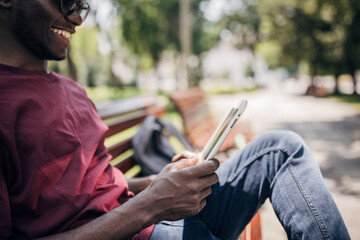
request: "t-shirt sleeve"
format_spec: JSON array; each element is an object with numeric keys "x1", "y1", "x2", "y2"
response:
[{"x1": 0, "y1": 152, "x2": 12, "y2": 238}]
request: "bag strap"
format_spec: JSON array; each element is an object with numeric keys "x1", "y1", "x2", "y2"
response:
[{"x1": 160, "y1": 120, "x2": 195, "y2": 152}]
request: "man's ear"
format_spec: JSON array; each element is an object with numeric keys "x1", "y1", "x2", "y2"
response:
[{"x1": 0, "y1": 0, "x2": 11, "y2": 8}]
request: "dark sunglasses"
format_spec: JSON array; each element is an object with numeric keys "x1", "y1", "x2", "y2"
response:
[{"x1": 61, "y1": 0, "x2": 90, "y2": 21}]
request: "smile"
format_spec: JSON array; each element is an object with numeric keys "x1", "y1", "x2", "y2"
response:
[{"x1": 51, "y1": 27, "x2": 71, "y2": 39}]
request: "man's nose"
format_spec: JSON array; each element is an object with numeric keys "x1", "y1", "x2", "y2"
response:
[{"x1": 65, "y1": 12, "x2": 83, "y2": 26}]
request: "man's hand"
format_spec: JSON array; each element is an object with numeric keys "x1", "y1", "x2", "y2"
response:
[
  {"x1": 140, "y1": 157, "x2": 220, "y2": 222},
  {"x1": 128, "y1": 150, "x2": 201, "y2": 194}
]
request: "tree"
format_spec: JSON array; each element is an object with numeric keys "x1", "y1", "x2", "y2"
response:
[
  {"x1": 114, "y1": 0, "x2": 218, "y2": 87},
  {"x1": 343, "y1": 0, "x2": 360, "y2": 94},
  {"x1": 116, "y1": 0, "x2": 180, "y2": 68},
  {"x1": 254, "y1": 0, "x2": 359, "y2": 94}
]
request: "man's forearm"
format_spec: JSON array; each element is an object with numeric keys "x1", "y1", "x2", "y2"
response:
[
  {"x1": 127, "y1": 175, "x2": 156, "y2": 195},
  {"x1": 38, "y1": 193, "x2": 156, "y2": 240},
  {"x1": 36, "y1": 158, "x2": 219, "y2": 240}
]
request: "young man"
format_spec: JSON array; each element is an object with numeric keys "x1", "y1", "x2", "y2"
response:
[{"x1": 0, "y1": 0, "x2": 350, "y2": 239}]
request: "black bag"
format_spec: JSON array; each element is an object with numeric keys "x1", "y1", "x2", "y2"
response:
[{"x1": 132, "y1": 115, "x2": 194, "y2": 176}]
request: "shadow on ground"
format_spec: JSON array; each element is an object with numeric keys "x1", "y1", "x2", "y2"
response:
[{"x1": 278, "y1": 114, "x2": 360, "y2": 197}]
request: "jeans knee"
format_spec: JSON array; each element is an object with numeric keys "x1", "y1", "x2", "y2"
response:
[
  {"x1": 250, "y1": 130, "x2": 311, "y2": 179},
  {"x1": 258, "y1": 130, "x2": 306, "y2": 157}
]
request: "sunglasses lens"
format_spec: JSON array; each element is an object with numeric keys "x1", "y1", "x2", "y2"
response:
[
  {"x1": 79, "y1": 2, "x2": 90, "y2": 20},
  {"x1": 61, "y1": 0, "x2": 76, "y2": 15},
  {"x1": 61, "y1": 0, "x2": 90, "y2": 21}
]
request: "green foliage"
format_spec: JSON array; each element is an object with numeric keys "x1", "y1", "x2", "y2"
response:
[
  {"x1": 51, "y1": 0, "x2": 359, "y2": 94},
  {"x1": 116, "y1": 0, "x2": 180, "y2": 69},
  {"x1": 85, "y1": 86, "x2": 142, "y2": 103},
  {"x1": 191, "y1": 0, "x2": 220, "y2": 55},
  {"x1": 216, "y1": 0, "x2": 261, "y2": 50},
  {"x1": 255, "y1": 41, "x2": 282, "y2": 69},
  {"x1": 114, "y1": 0, "x2": 217, "y2": 69},
  {"x1": 257, "y1": 0, "x2": 360, "y2": 79}
]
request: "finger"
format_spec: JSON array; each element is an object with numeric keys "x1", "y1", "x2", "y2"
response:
[
  {"x1": 171, "y1": 153, "x2": 184, "y2": 163},
  {"x1": 199, "y1": 186, "x2": 213, "y2": 199},
  {"x1": 174, "y1": 157, "x2": 200, "y2": 171},
  {"x1": 193, "y1": 173, "x2": 218, "y2": 192},
  {"x1": 171, "y1": 150, "x2": 197, "y2": 163},
  {"x1": 198, "y1": 198, "x2": 207, "y2": 212},
  {"x1": 199, "y1": 172, "x2": 219, "y2": 186},
  {"x1": 185, "y1": 159, "x2": 220, "y2": 177}
]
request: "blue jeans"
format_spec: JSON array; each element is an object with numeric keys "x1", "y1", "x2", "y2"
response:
[{"x1": 149, "y1": 130, "x2": 350, "y2": 240}]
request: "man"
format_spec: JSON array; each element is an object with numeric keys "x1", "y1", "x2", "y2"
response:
[{"x1": 0, "y1": 0, "x2": 350, "y2": 239}]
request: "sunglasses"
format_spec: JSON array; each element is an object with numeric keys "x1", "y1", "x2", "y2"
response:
[{"x1": 61, "y1": 0, "x2": 90, "y2": 21}]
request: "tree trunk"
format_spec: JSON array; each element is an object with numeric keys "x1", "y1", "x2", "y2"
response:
[
  {"x1": 351, "y1": 72, "x2": 358, "y2": 95},
  {"x1": 333, "y1": 74, "x2": 340, "y2": 95},
  {"x1": 93, "y1": 11, "x2": 123, "y2": 89},
  {"x1": 108, "y1": 51, "x2": 123, "y2": 89},
  {"x1": 179, "y1": 0, "x2": 193, "y2": 88}
]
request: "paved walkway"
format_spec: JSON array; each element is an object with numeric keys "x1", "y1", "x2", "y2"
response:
[{"x1": 209, "y1": 88, "x2": 360, "y2": 239}]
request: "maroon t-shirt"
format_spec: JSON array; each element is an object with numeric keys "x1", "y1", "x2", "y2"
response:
[{"x1": 0, "y1": 63, "x2": 154, "y2": 239}]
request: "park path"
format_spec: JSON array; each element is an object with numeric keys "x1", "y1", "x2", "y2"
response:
[{"x1": 208, "y1": 88, "x2": 360, "y2": 240}]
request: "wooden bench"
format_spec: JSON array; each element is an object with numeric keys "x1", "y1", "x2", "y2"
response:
[
  {"x1": 98, "y1": 94, "x2": 261, "y2": 240},
  {"x1": 97, "y1": 95, "x2": 166, "y2": 177},
  {"x1": 169, "y1": 88, "x2": 261, "y2": 240},
  {"x1": 169, "y1": 87, "x2": 253, "y2": 153}
]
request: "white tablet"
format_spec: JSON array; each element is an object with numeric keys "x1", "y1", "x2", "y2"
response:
[{"x1": 198, "y1": 99, "x2": 247, "y2": 161}]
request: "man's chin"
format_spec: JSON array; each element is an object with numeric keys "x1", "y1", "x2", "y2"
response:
[
  {"x1": 43, "y1": 48, "x2": 68, "y2": 61},
  {"x1": 49, "y1": 55, "x2": 67, "y2": 61},
  {"x1": 44, "y1": 52, "x2": 67, "y2": 62}
]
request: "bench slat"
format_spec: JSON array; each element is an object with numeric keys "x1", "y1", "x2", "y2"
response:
[
  {"x1": 108, "y1": 138, "x2": 133, "y2": 159},
  {"x1": 113, "y1": 156, "x2": 137, "y2": 173},
  {"x1": 105, "y1": 107, "x2": 167, "y2": 139},
  {"x1": 98, "y1": 95, "x2": 156, "y2": 120},
  {"x1": 105, "y1": 112, "x2": 148, "y2": 138},
  {"x1": 169, "y1": 87, "x2": 205, "y2": 102},
  {"x1": 99, "y1": 96, "x2": 166, "y2": 178}
]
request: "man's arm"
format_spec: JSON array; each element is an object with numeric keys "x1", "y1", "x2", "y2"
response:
[
  {"x1": 37, "y1": 158, "x2": 219, "y2": 240},
  {"x1": 127, "y1": 175, "x2": 156, "y2": 195}
]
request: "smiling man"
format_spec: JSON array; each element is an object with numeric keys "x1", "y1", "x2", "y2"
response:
[{"x1": 0, "y1": 0, "x2": 351, "y2": 240}]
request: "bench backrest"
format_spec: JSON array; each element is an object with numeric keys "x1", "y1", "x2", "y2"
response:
[
  {"x1": 169, "y1": 88, "x2": 214, "y2": 143},
  {"x1": 97, "y1": 95, "x2": 166, "y2": 177},
  {"x1": 169, "y1": 87, "x2": 253, "y2": 150}
]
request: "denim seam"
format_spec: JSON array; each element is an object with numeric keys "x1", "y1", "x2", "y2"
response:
[
  {"x1": 288, "y1": 159, "x2": 331, "y2": 240},
  {"x1": 211, "y1": 146, "x2": 286, "y2": 198},
  {"x1": 232, "y1": 146, "x2": 286, "y2": 185}
]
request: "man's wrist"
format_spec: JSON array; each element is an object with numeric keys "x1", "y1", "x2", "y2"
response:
[
  {"x1": 127, "y1": 175, "x2": 157, "y2": 194},
  {"x1": 128, "y1": 189, "x2": 160, "y2": 225}
]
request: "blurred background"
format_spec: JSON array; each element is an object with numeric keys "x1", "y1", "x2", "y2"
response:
[
  {"x1": 51, "y1": 0, "x2": 360, "y2": 238},
  {"x1": 50, "y1": 0, "x2": 360, "y2": 97}
]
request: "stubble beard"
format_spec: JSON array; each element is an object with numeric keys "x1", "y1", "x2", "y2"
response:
[{"x1": 14, "y1": 5, "x2": 67, "y2": 62}]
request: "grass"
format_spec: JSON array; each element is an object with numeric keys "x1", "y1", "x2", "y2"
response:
[
  {"x1": 86, "y1": 86, "x2": 147, "y2": 104},
  {"x1": 329, "y1": 94, "x2": 360, "y2": 111},
  {"x1": 206, "y1": 86, "x2": 260, "y2": 95}
]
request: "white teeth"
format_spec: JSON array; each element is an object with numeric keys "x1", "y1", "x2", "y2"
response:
[{"x1": 51, "y1": 27, "x2": 71, "y2": 39}]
